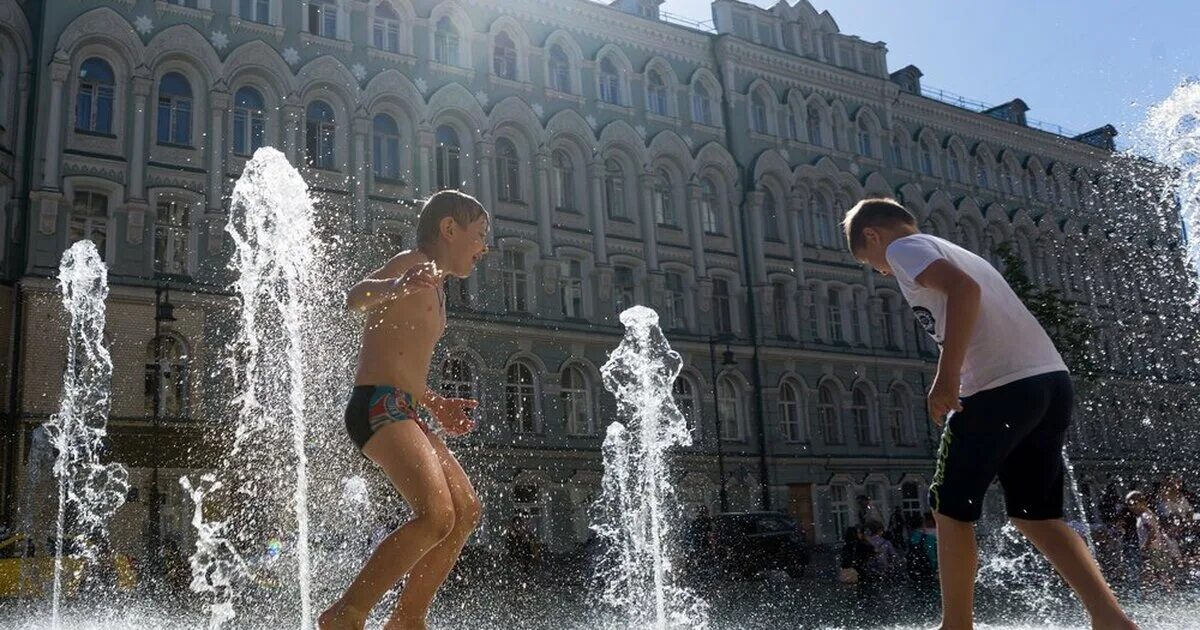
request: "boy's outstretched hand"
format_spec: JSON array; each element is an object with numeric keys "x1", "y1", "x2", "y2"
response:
[{"x1": 426, "y1": 395, "x2": 479, "y2": 437}]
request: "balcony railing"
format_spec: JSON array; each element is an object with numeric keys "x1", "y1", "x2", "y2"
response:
[{"x1": 921, "y1": 84, "x2": 1080, "y2": 139}]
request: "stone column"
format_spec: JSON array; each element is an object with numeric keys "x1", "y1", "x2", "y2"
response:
[
  {"x1": 281, "y1": 98, "x2": 303, "y2": 165},
  {"x1": 638, "y1": 172, "x2": 659, "y2": 271},
  {"x1": 416, "y1": 126, "x2": 434, "y2": 197},
  {"x1": 535, "y1": 149, "x2": 553, "y2": 257},
  {"x1": 128, "y1": 71, "x2": 152, "y2": 202},
  {"x1": 207, "y1": 87, "x2": 230, "y2": 211},
  {"x1": 43, "y1": 52, "x2": 71, "y2": 189},
  {"x1": 13, "y1": 71, "x2": 31, "y2": 196},
  {"x1": 351, "y1": 110, "x2": 369, "y2": 227},
  {"x1": 686, "y1": 182, "x2": 707, "y2": 277},
  {"x1": 587, "y1": 161, "x2": 608, "y2": 265}
]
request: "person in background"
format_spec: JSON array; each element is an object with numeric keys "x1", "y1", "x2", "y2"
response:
[
  {"x1": 907, "y1": 512, "x2": 939, "y2": 583},
  {"x1": 857, "y1": 495, "x2": 884, "y2": 530},
  {"x1": 864, "y1": 521, "x2": 900, "y2": 581},
  {"x1": 1127, "y1": 490, "x2": 1182, "y2": 592}
]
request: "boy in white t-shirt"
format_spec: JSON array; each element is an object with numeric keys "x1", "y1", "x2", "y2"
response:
[{"x1": 842, "y1": 198, "x2": 1136, "y2": 630}]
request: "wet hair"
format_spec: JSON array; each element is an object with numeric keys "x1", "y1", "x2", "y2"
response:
[
  {"x1": 841, "y1": 197, "x2": 918, "y2": 253},
  {"x1": 415, "y1": 189, "x2": 489, "y2": 249}
]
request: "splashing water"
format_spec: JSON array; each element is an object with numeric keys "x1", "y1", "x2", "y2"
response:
[
  {"x1": 1143, "y1": 79, "x2": 1200, "y2": 272},
  {"x1": 595, "y1": 306, "x2": 708, "y2": 629},
  {"x1": 45, "y1": 240, "x2": 129, "y2": 627},
  {"x1": 180, "y1": 474, "x2": 249, "y2": 630}
]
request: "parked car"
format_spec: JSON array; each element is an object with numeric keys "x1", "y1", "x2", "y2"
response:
[{"x1": 710, "y1": 511, "x2": 810, "y2": 579}]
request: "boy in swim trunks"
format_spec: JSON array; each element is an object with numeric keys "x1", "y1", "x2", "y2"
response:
[
  {"x1": 842, "y1": 198, "x2": 1136, "y2": 630},
  {"x1": 319, "y1": 190, "x2": 489, "y2": 630}
]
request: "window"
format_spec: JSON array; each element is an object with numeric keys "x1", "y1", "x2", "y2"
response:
[
  {"x1": 756, "y1": 20, "x2": 774, "y2": 46},
  {"x1": 762, "y1": 190, "x2": 781, "y2": 241},
  {"x1": 502, "y1": 249, "x2": 528, "y2": 312},
  {"x1": 233, "y1": 87, "x2": 266, "y2": 157},
  {"x1": 888, "y1": 387, "x2": 911, "y2": 445},
  {"x1": 779, "y1": 382, "x2": 805, "y2": 442},
  {"x1": 560, "y1": 259, "x2": 584, "y2": 318},
  {"x1": 548, "y1": 45, "x2": 571, "y2": 93},
  {"x1": 852, "y1": 387, "x2": 877, "y2": 445},
  {"x1": 919, "y1": 141, "x2": 934, "y2": 176},
  {"x1": 976, "y1": 156, "x2": 990, "y2": 188},
  {"x1": 831, "y1": 116, "x2": 844, "y2": 149},
  {"x1": 1000, "y1": 164, "x2": 1014, "y2": 194},
  {"x1": 157, "y1": 72, "x2": 193, "y2": 146},
  {"x1": 664, "y1": 272, "x2": 686, "y2": 330},
  {"x1": 308, "y1": 0, "x2": 338, "y2": 38},
  {"x1": 305, "y1": 100, "x2": 336, "y2": 170},
  {"x1": 239, "y1": 0, "x2": 270, "y2": 24},
  {"x1": 717, "y1": 377, "x2": 743, "y2": 441},
  {"x1": 440, "y1": 357, "x2": 475, "y2": 400},
  {"x1": 506, "y1": 363, "x2": 539, "y2": 433},
  {"x1": 673, "y1": 377, "x2": 697, "y2": 438},
  {"x1": 890, "y1": 135, "x2": 904, "y2": 168},
  {"x1": 751, "y1": 91, "x2": 768, "y2": 134},
  {"x1": 599, "y1": 57, "x2": 621, "y2": 105},
  {"x1": 144, "y1": 335, "x2": 189, "y2": 418},
  {"x1": 813, "y1": 193, "x2": 834, "y2": 247},
  {"x1": 154, "y1": 199, "x2": 190, "y2": 275},
  {"x1": 901, "y1": 482, "x2": 923, "y2": 521},
  {"x1": 827, "y1": 290, "x2": 844, "y2": 342},
  {"x1": 712, "y1": 277, "x2": 732, "y2": 334},
  {"x1": 552, "y1": 150, "x2": 575, "y2": 210},
  {"x1": 699, "y1": 178, "x2": 720, "y2": 233},
  {"x1": 603, "y1": 159, "x2": 626, "y2": 218},
  {"x1": 857, "y1": 119, "x2": 873, "y2": 157},
  {"x1": 947, "y1": 151, "x2": 962, "y2": 182},
  {"x1": 372, "y1": 114, "x2": 401, "y2": 180},
  {"x1": 434, "y1": 16, "x2": 459, "y2": 66},
  {"x1": 373, "y1": 2, "x2": 401, "y2": 52},
  {"x1": 646, "y1": 70, "x2": 668, "y2": 116},
  {"x1": 76, "y1": 58, "x2": 115, "y2": 134},
  {"x1": 830, "y1": 484, "x2": 851, "y2": 536},
  {"x1": 69, "y1": 192, "x2": 108, "y2": 260},
  {"x1": 692, "y1": 83, "x2": 712, "y2": 125},
  {"x1": 613, "y1": 265, "x2": 636, "y2": 314},
  {"x1": 806, "y1": 106, "x2": 822, "y2": 146},
  {"x1": 561, "y1": 366, "x2": 594, "y2": 435},
  {"x1": 818, "y1": 384, "x2": 842, "y2": 444},
  {"x1": 880, "y1": 297, "x2": 896, "y2": 348},
  {"x1": 773, "y1": 282, "x2": 789, "y2": 338},
  {"x1": 807, "y1": 291, "x2": 820, "y2": 340},
  {"x1": 496, "y1": 138, "x2": 522, "y2": 202},
  {"x1": 493, "y1": 32, "x2": 517, "y2": 80},
  {"x1": 435, "y1": 125, "x2": 461, "y2": 190},
  {"x1": 787, "y1": 108, "x2": 799, "y2": 141},
  {"x1": 653, "y1": 169, "x2": 674, "y2": 225}
]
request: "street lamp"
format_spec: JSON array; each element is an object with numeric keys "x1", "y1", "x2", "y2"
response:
[
  {"x1": 708, "y1": 334, "x2": 737, "y2": 513},
  {"x1": 148, "y1": 282, "x2": 176, "y2": 576}
]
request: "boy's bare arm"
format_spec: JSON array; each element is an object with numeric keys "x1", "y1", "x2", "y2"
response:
[
  {"x1": 914, "y1": 259, "x2": 981, "y2": 421},
  {"x1": 345, "y1": 252, "x2": 439, "y2": 312}
]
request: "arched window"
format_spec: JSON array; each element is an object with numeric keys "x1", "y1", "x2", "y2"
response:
[
  {"x1": 552, "y1": 150, "x2": 575, "y2": 210},
  {"x1": 559, "y1": 258, "x2": 584, "y2": 318},
  {"x1": 664, "y1": 271, "x2": 686, "y2": 330},
  {"x1": 440, "y1": 357, "x2": 475, "y2": 400},
  {"x1": 1000, "y1": 163, "x2": 1015, "y2": 194},
  {"x1": 496, "y1": 137, "x2": 522, "y2": 202},
  {"x1": 712, "y1": 277, "x2": 732, "y2": 334},
  {"x1": 501, "y1": 248, "x2": 528, "y2": 312},
  {"x1": 919, "y1": 139, "x2": 935, "y2": 176},
  {"x1": 646, "y1": 70, "x2": 668, "y2": 116},
  {"x1": 818, "y1": 383, "x2": 842, "y2": 444},
  {"x1": 493, "y1": 31, "x2": 517, "y2": 80},
  {"x1": 887, "y1": 386, "x2": 911, "y2": 445},
  {"x1": 157, "y1": 72, "x2": 193, "y2": 146},
  {"x1": 852, "y1": 386, "x2": 878, "y2": 445},
  {"x1": 435, "y1": 125, "x2": 461, "y2": 190},
  {"x1": 372, "y1": 113, "x2": 401, "y2": 180},
  {"x1": 699, "y1": 177, "x2": 720, "y2": 233},
  {"x1": 76, "y1": 58, "x2": 115, "y2": 134},
  {"x1": 603, "y1": 158, "x2": 625, "y2": 218},
  {"x1": 890, "y1": 134, "x2": 904, "y2": 168},
  {"x1": 787, "y1": 106, "x2": 800, "y2": 141},
  {"x1": 232, "y1": 87, "x2": 266, "y2": 156},
  {"x1": 673, "y1": 376, "x2": 698, "y2": 438},
  {"x1": 779, "y1": 381, "x2": 806, "y2": 442},
  {"x1": 69, "y1": 192, "x2": 109, "y2": 261},
  {"x1": 561, "y1": 365, "x2": 594, "y2": 435},
  {"x1": 751, "y1": 91, "x2": 769, "y2": 134},
  {"x1": 506, "y1": 362, "x2": 539, "y2": 433},
  {"x1": 692, "y1": 83, "x2": 712, "y2": 125},
  {"x1": 717, "y1": 377, "x2": 744, "y2": 441},
  {"x1": 762, "y1": 189, "x2": 781, "y2": 241},
  {"x1": 305, "y1": 100, "x2": 336, "y2": 170},
  {"x1": 901, "y1": 482, "x2": 923, "y2": 521},
  {"x1": 599, "y1": 57, "x2": 621, "y2": 105},
  {"x1": 831, "y1": 114, "x2": 845, "y2": 150},
  {"x1": 548, "y1": 44, "x2": 571, "y2": 93},
  {"x1": 434, "y1": 16, "x2": 459, "y2": 66},
  {"x1": 976, "y1": 155, "x2": 991, "y2": 188},
  {"x1": 827, "y1": 288, "x2": 844, "y2": 342},
  {"x1": 154, "y1": 198, "x2": 191, "y2": 275},
  {"x1": 879, "y1": 295, "x2": 898, "y2": 348},
  {"x1": 308, "y1": 0, "x2": 338, "y2": 37},
  {"x1": 947, "y1": 147, "x2": 963, "y2": 182},
  {"x1": 653, "y1": 168, "x2": 674, "y2": 225},
  {"x1": 813, "y1": 192, "x2": 835, "y2": 247},
  {"x1": 613, "y1": 264, "x2": 636, "y2": 314},
  {"x1": 239, "y1": 0, "x2": 270, "y2": 24},
  {"x1": 857, "y1": 118, "x2": 873, "y2": 157},
  {"x1": 806, "y1": 105, "x2": 822, "y2": 146},
  {"x1": 373, "y1": 2, "x2": 401, "y2": 52},
  {"x1": 144, "y1": 335, "x2": 189, "y2": 418}
]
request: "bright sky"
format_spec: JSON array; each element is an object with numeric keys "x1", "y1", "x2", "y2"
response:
[{"x1": 665, "y1": 0, "x2": 1198, "y2": 148}]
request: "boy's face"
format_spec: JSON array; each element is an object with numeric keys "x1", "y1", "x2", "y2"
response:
[
  {"x1": 853, "y1": 226, "x2": 894, "y2": 275},
  {"x1": 443, "y1": 215, "x2": 490, "y2": 278}
]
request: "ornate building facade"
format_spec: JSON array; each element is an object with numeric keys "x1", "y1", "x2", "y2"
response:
[{"x1": 0, "y1": 0, "x2": 1196, "y2": 555}]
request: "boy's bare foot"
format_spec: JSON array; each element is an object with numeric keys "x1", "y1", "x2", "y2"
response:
[
  {"x1": 383, "y1": 612, "x2": 428, "y2": 630},
  {"x1": 317, "y1": 599, "x2": 367, "y2": 630}
]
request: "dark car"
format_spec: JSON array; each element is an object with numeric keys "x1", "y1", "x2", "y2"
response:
[{"x1": 709, "y1": 511, "x2": 811, "y2": 579}]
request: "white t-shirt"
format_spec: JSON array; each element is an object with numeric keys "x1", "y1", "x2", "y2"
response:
[{"x1": 886, "y1": 233, "x2": 1067, "y2": 397}]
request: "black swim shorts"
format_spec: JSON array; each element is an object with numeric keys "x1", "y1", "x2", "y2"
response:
[{"x1": 344, "y1": 385, "x2": 429, "y2": 452}]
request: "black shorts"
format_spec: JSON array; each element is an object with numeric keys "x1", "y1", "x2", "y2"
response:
[{"x1": 929, "y1": 370, "x2": 1072, "y2": 522}]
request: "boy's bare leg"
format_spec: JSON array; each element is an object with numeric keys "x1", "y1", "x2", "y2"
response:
[
  {"x1": 385, "y1": 432, "x2": 481, "y2": 630},
  {"x1": 1011, "y1": 518, "x2": 1138, "y2": 630},
  {"x1": 319, "y1": 422, "x2": 457, "y2": 630},
  {"x1": 934, "y1": 512, "x2": 978, "y2": 630}
]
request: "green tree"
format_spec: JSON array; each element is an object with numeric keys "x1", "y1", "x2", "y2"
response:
[{"x1": 994, "y1": 242, "x2": 1098, "y2": 378}]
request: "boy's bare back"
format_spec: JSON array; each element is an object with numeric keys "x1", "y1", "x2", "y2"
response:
[{"x1": 353, "y1": 250, "x2": 446, "y2": 397}]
